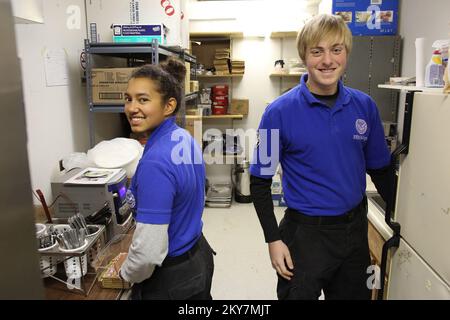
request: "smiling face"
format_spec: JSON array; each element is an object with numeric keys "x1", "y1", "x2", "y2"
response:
[
  {"x1": 305, "y1": 37, "x2": 348, "y2": 95},
  {"x1": 124, "y1": 77, "x2": 176, "y2": 135}
]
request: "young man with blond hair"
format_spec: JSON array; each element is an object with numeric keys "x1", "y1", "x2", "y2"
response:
[{"x1": 250, "y1": 14, "x2": 391, "y2": 300}]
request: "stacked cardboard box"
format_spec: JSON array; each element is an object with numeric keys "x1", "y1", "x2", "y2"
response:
[
  {"x1": 229, "y1": 99, "x2": 249, "y2": 115},
  {"x1": 91, "y1": 68, "x2": 135, "y2": 104},
  {"x1": 184, "y1": 62, "x2": 190, "y2": 94},
  {"x1": 211, "y1": 85, "x2": 229, "y2": 115},
  {"x1": 231, "y1": 60, "x2": 245, "y2": 75},
  {"x1": 190, "y1": 80, "x2": 199, "y2": 92},
  {"x1": 214, "y1": 49, "x2": 230, "y2": 75},
  {"x1": 112, "y1": 24, "x2": 169, "y2": 44}
]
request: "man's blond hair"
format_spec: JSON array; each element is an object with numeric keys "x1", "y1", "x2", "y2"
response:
[{"x1": 296, "y1": 14, "x2": 352, "y2": 62}]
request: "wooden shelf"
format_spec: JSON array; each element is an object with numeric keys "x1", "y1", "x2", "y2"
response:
[
  {"x1": 190, "y1": 32, "x2": 244, "y2": 39},
  {"x1": 270, "y1": 31, "x2": 298, "y2": 38},
  {"x1": 378, "y1": 84, "x2": 445, "y2": 93},
  {"x1": 197, "y1": 74, "x2": 244, "y2": 78},
  {"x1": 270, "y1": 73, "x2": 304, "y2": 77},
  {"x1": 203, "y1": 114, "x2": 243, "y2": 119},
  {"x1": 186, "y1": 114, "x2": 244, "y2": 120}
]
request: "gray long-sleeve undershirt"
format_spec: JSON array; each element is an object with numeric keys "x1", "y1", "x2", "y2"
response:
[{"x1": 120, "y1": 222, "x2": 169, "y2": 284}]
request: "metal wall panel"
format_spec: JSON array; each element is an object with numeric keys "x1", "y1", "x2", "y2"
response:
[
  {"x1": 344, "y1": 36, "x2": 371, "y2": 93},
  {"x1": 344, "y1": 36, "x2": 402, "y2": 122},
  {"x1": 370, "y1": 36, "x2": 401, "y2": 121}
]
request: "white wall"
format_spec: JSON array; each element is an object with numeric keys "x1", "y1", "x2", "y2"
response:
[
  {"x1": 398, "y1": 0, "x2": 450, "y2": 77},
  {"x1": 189, "y1": 0, "x2": 319, "y2": 36},
  {"x1": 189, "y1": 0, "x2": 320, "y2": 161},
  {"x1": 230, "y1": 37, "x2": 300, "y2": 160},
  {"x1": 15, "y1": 0, "x2": 122, "y2": 204}
]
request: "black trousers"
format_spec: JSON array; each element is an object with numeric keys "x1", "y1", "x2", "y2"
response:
[
  {"x1": 277, "y1": 197, "x2": 372, "y2": 300},
  {"x1": 131, "y1": 234, "x2": 215, "y2": 300}
]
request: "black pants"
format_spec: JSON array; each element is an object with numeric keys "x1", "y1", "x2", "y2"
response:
[
  {"x1": 131, "y1": 234, "x2": 215, "y2": 300},
  {"x1": 277, "y1": 197, "x2": 371, "y2": 300}
]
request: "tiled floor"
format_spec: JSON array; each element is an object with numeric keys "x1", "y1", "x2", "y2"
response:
[{"x1": 202, "y1": 203, "x2": 285, "y2": 300}]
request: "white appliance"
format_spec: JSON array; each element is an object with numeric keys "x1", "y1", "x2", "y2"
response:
[
  {"x1": 386, "y1": 92, "x2": 450, "y2": 299},
  {"x1": 370, "y1": 91, "x2": 450, "y2": 299}
]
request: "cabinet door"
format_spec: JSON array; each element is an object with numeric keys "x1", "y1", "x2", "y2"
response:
[{"x1": 388, "y1": 239, "x2": 450, "y2": 300}]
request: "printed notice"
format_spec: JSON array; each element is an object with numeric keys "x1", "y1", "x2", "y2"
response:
[{"x1": 43, "y1": 48, "x2": 69, "y2": 87}]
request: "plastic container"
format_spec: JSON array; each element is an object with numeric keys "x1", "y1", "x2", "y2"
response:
[
  {"x1": 36, "y1": 224, "x2": 57, "y2": 278},
  {"x1": 93, "y1": 234, "x2": 132, "y2": 289},
  {"x1": 39, "y1": 256, "x2": 58, "y2": 278},
  {"x1": 425, "y1": 50, "x2": 445, "y2": 87},
  {"x1": 38, "y1": 234, "x2": 58, "y2": 278},
  {"x1": 87, "y1": 138, "x2": 144, "y2": 178},
  {"x1": 63, "y1": 254, "x2": 88, "y2": 289}
]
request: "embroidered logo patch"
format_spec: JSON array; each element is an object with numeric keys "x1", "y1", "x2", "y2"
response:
[{"x1": 355, "y1": 119, "x2": 368, "y2": 135}]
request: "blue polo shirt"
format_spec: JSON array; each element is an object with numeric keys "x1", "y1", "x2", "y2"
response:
[
  {"x1": 130, "y1": 117, "x2": 205, "y2": 257},
  {"x1": 250, "y1": 74, "x2": 390, "y2": 216}
]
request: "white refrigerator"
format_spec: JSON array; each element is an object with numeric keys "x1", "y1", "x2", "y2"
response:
[{"x1": 386, "y1": 92, "x2": 450, "y2": 299}]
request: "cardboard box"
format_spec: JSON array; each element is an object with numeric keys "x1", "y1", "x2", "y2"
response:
[
  {"x1": 332, "y1": 0, "x2": 398, "y2": 36},
  {"x1": 86, "y1": 0, "x2": 186, "y2": 47},
  {"x1": 212, "y1": 85, "x2": 229, "y2": 96},
  {"x1": 185, "y1": 62, "x2": 190, "y2": 94},
  {"x1": 190, "y1": 80, "x2": 199, "y2": 93},
  {"x1": 185, "y1": 116, "x2": 202, "y2": 147},
  {"x1": 91, "y1": 68, "x2": 135, "y2": 104},
  {"x1": 212, "y1": 105, "x2": 227, "y2": 115},
  {"x1": 112, "y1": 24, "x2": 168, "y2": 44},
  {"x1": 229, "y1": 99, "x2": 249, "y2": 115}
]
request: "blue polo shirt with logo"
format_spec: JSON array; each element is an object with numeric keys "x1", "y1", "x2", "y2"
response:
[
  {"x1": 250, "y1": 74, "x2": 390, "y2": 216},
  {"x1": 129, "y1": 117, "x2": 206, "y2": 256}
]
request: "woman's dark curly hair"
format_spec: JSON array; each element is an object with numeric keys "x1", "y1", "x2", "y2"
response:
[{"x1": 130, "y1": 58, "x2": 186, "y2": 115}]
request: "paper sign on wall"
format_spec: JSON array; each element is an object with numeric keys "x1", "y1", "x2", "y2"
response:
[{"x1": 43, "y1": 48, "x2": 69, "y2": 87}]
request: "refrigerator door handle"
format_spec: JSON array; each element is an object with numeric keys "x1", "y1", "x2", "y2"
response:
[
  {"x1": 378, "y1": 90, "x2": 417, "y2": 300},
  {"x1": 385, "y1": 90, "x2": 417, "y2": 229}
]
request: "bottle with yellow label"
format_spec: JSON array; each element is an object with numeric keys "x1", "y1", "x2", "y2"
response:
[{"x1": 425, "y1": 50, "x2": 445, "y2": 87}]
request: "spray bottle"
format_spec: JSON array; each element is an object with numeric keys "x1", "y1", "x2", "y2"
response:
[{"x1": 425, "y1": 49, "x2": 445, "y2": 87}]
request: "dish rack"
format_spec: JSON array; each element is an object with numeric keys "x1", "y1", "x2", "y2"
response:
[{"x1": 38, "y1": 223, "x2": 106, "y2": 296}]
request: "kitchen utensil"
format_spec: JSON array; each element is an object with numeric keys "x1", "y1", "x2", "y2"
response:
[{"x1": 35, "y1": 189, "x2": 53, "y2": 223}]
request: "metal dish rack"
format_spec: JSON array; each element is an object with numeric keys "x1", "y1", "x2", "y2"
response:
[{"x1": 39, "y1": 224, "x2": 106, "y2": 296}]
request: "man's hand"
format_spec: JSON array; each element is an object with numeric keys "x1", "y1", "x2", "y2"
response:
[{"x1": 268, "y1": 240, "x2": 294, "y2": 280}]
